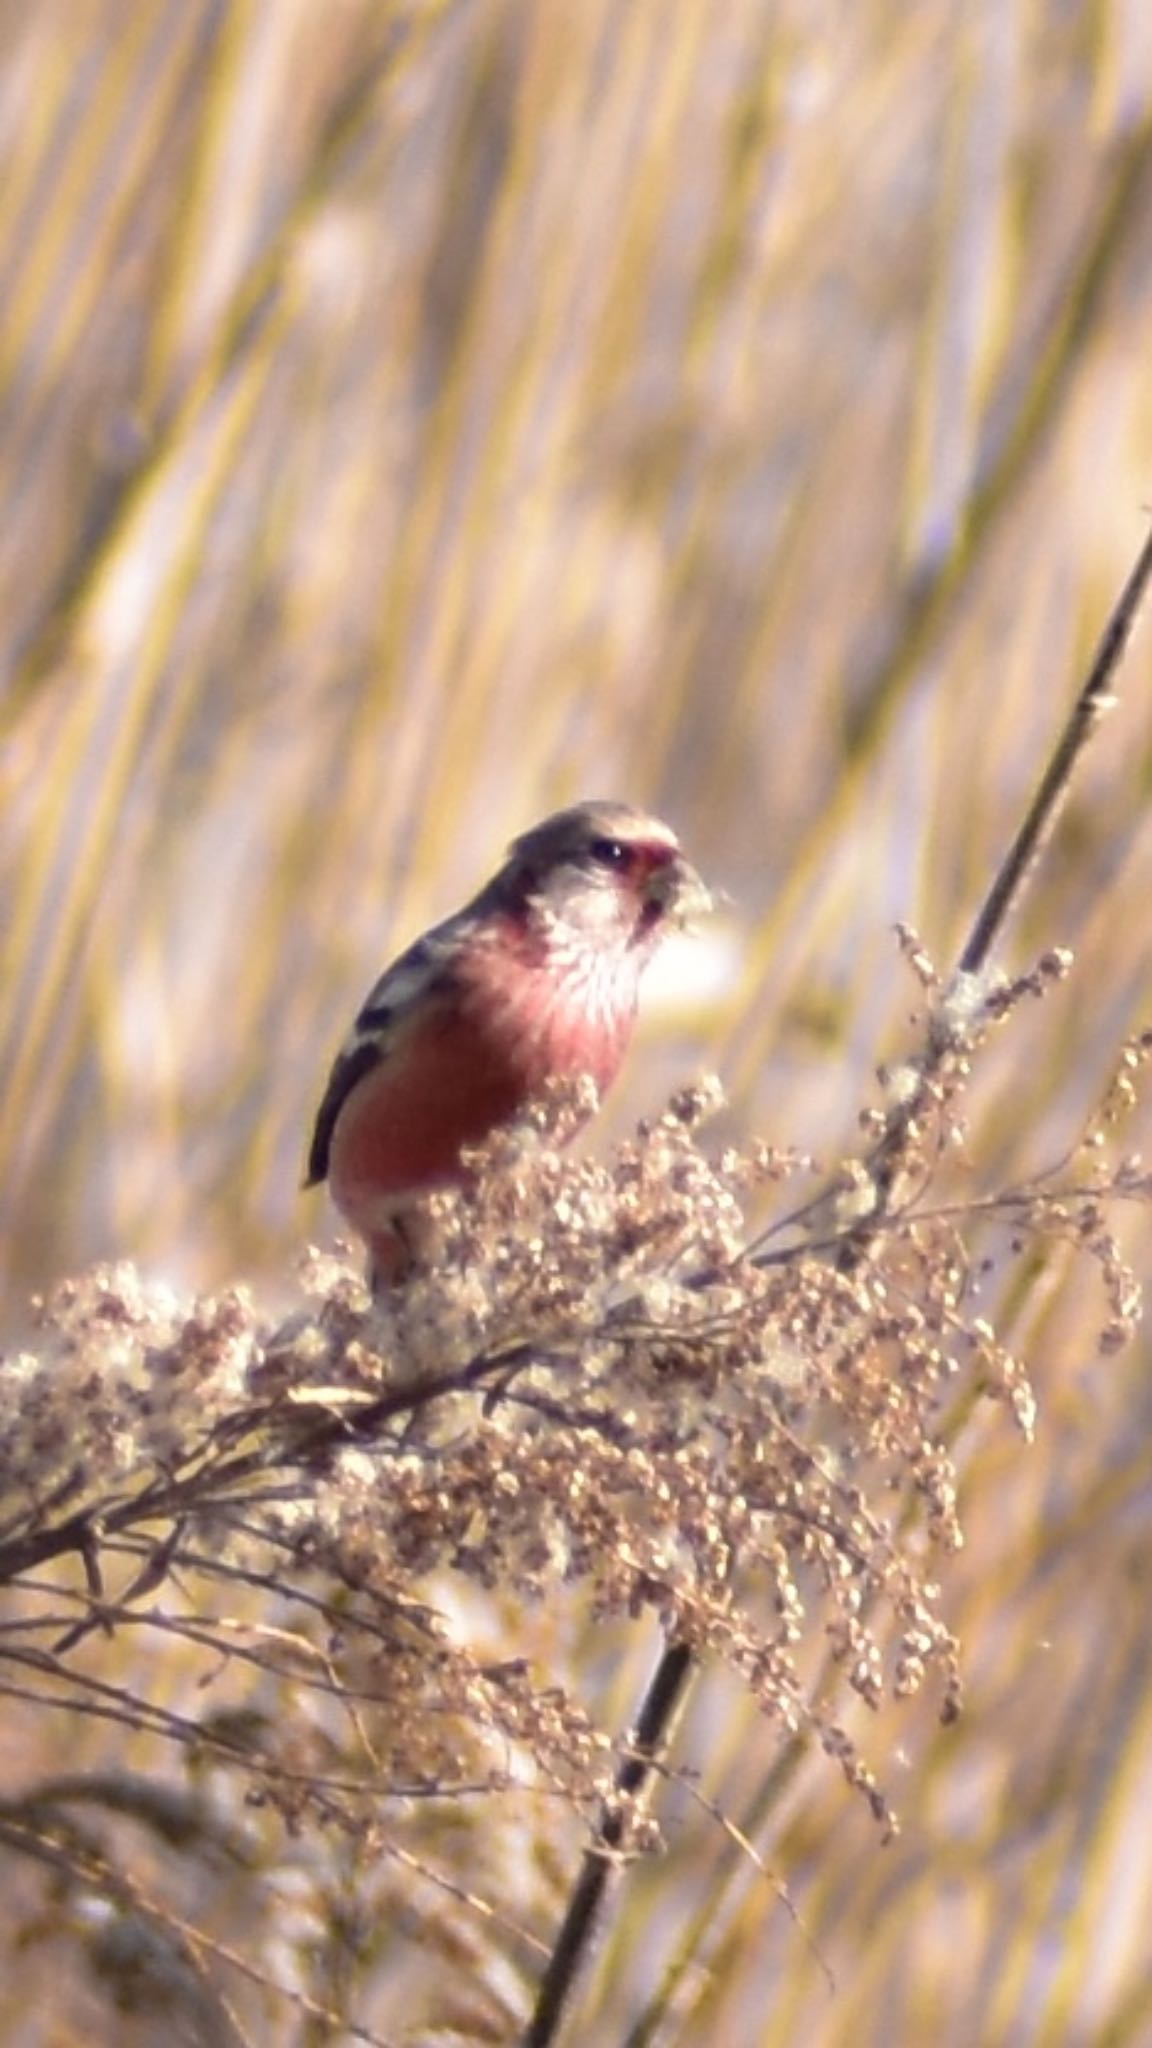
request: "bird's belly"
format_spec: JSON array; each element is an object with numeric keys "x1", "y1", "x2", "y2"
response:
[{"x1": 327, "y1": 1022, "x2": 520, "y2": 1216}]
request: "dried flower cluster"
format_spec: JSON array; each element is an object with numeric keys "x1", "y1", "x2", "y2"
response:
[{"x1": 0, "y1": 953, "x2": 1148, "y2": 2039}]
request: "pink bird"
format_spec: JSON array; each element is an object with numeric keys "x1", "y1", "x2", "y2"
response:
[{"x1": 306, "y1": 801, "x2": 711, "y2": 1287}]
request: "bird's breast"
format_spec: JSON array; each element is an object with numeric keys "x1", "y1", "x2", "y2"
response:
[{"x1": 457, "y1": 925, "x2": 640, "y2": 1094}]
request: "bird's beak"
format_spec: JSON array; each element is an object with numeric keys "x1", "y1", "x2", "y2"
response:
[{"x1": 649, "y1": 851, "x2": 714, "y2": 929}]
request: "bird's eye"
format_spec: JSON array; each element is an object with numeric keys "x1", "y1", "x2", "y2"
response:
[{"x1": 589, "y1": 836, "x2": 635, "y2": 870}]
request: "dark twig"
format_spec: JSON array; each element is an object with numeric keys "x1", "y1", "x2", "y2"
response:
[
  {"x1": 523, "y1": 1641, "x2": 696, "y2": 2048},
  {"x1": 959, "y1": 515, "x2": 1152, "y2": 976},
  {"x1": 864, "y1": 513, "x2": 1152, "y2": 1225}
]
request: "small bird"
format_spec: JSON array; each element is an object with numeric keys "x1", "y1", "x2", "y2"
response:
[{"x1": 305, "y1": 801, "x2": 711, "y2": 1287}]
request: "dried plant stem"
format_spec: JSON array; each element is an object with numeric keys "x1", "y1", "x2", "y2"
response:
[
  {"x1": 523, "y1": 1642, "x2": 695, "y2": 2048},
  {"x1": 959, "y1": 515, "x2": 1152, "y2": 976},
  {"x1": 524, "y1": 514, "x2": 1152, "y2": 2047},
  {"x1": 865, "y1": 513, "x2": 1152, "y2": 1222}
]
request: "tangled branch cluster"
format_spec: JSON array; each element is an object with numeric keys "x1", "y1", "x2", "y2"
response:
[{"x1": 1, "y1": 953, "x2": 1148, "y2": 2038}]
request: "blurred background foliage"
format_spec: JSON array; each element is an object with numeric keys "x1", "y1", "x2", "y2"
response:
[{"x1": 4, "y1": 1, "x2": 1152, "y2": 2041}]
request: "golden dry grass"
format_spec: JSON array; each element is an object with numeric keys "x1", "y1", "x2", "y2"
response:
[{"x1": 3, "y1": 3, "x2": 1152, "y2": 2043}]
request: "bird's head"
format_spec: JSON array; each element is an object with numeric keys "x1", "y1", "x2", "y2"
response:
[{"x1": 501, "y1": 801, "x2": 713, "y2": 959}]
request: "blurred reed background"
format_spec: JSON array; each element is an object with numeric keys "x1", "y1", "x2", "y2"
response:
[{"x1": 4, "y1": 3, "x2": 1152, "y2": 2042}]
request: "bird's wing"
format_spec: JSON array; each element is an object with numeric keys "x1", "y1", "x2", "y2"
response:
[
  {"x1": 303, "y1": 932, "x2": 452, "y2": 1187},
  {"x1": 304, "y1": 1039, "x2": 384, "y2": 1187}
]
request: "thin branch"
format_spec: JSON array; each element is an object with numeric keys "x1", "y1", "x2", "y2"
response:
[
  {"x1": 861, "y1": 514, "x2": 1152, "y2": 1227},
  {"x1": 523, "y1": 1641, "x2": 697, "y2": 2048},
  {"x1": 959, "y1": 514, "x2": 1152, "y2": 975}
]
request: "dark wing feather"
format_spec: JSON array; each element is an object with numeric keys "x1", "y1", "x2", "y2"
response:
[
  {"x1": 304, "y1": 1039, "x2": 385, "y2": 1187},
  {"x1": 303, "y1": 931, "x2": 455, "y2": 1188}
]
